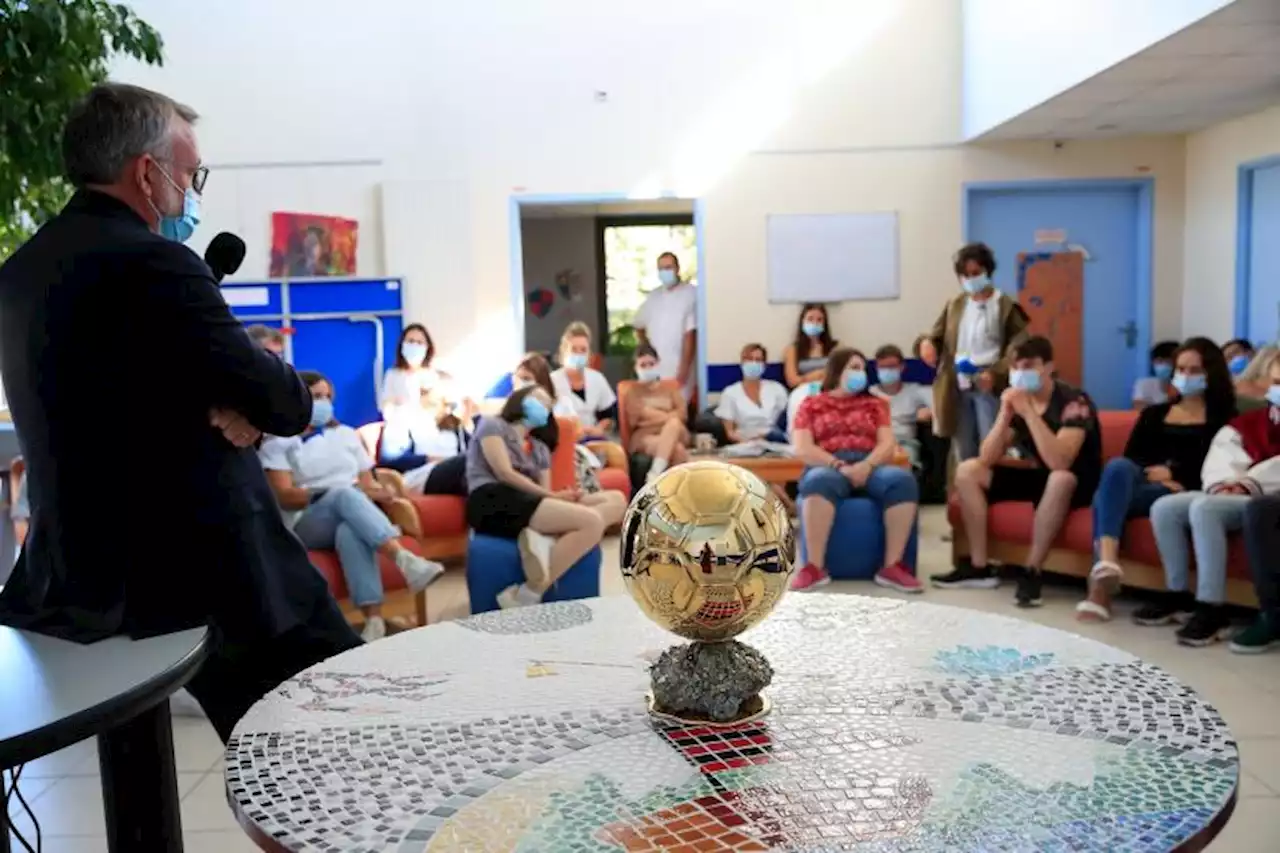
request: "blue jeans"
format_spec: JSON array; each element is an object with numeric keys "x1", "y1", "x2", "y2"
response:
[
  {"x1": 1091, "y1": 457, "x2": 1172, "y2": 548},
  {"x1": 797, "y1": 451, "x2": 919, "y2": 508},
  {"x1": 1150, "y1": 491, "x2": 1251, "y2": 604},
  {"x1": 294, "y1": 486, "x2": 399, "y2": 607},
  {"x1": 954, "y1": 389, "x2": 999, "y2": 461}
]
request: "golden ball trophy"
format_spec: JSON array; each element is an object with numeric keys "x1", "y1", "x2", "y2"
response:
[{"x1": 621, "y1": 460, "x2": 796, "y2": 726}]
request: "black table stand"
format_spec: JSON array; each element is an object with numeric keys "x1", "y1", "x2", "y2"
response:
[{"x1": 99, "y1": 700, "x2": 183, "y2": 852}]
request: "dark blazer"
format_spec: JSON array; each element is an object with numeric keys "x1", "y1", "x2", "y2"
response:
[{"x1": 0, "y1": 190, "x2": 332, "y2": 643}]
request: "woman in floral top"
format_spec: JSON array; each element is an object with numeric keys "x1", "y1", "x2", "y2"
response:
[{"x1": 791, "y1": 348, "x2": 921, "y2": 593}]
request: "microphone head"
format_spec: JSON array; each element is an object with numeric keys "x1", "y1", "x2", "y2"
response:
[{"x1": 204, "y1": 232, "x2": 246, "y2": 282}]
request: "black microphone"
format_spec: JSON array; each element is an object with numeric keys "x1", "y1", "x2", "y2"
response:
[{"x1": 204, "y1": 232, "x2": 246, "y2": 283}]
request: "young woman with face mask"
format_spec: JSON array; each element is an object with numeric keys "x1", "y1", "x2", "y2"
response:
[
  {"x1": 783, "y1": 304, "x2": 838, "y2": 438},
  {"x1": 465, "y1": 385, "x2": 624, "y2": 609},
  {"x1": 1077, "y1": 338, "x2": 1237, "y2": 622},
  {"x1": 260, "y1": 371, "x2": 447, "y2": 642},
  {"x1": 378, "y1": 324, "x2": 467, "y2": 473},
  {"x1": 790, "y1": 347, "x2": 922, "y2": 594},
  {"x1": 1131, "y1": 340, "x2": 1180, "y2": 410},
  {"x1": 550, "y1": 322, "x2": 618, "y2": 439},
  {"x1": 623, "y1": 344, "x2": 690, "y2": 483},
  {"x1": 716, "y1": 343, "x2": 789, "y2": 444}
]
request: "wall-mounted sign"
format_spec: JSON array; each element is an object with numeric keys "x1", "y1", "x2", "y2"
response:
[{"x1": 1034, "y1": 229, "x2": 1067, "y2": 244}]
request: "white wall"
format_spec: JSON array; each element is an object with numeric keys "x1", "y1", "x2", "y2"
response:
[
  {"x1": 519, "y1": 218, "x2": 602, "y2": 356},
  {"x1": 1183, "y1": 103, "x2": 1280, "y2": 342},
  {"x1": 962, "y1": 0, "x2": 1234, "y2": 139}
]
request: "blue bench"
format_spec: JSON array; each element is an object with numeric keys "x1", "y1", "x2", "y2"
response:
[
  {"x1": 798, "y1": 498, "x2": 919, "y2": 580},
  {"x1": 466, "y1": 534, "x2": 602, "y2": 614}
]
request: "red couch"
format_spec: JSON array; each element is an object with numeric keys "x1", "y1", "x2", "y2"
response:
[
  {"x1": 948, "y1": 409, "x2": 1259, "y2": 607},
  {"x1": 310, "y1": 536, "x2": 431, "y2": 626}
]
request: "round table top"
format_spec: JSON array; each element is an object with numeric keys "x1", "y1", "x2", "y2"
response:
[
  {"x1": 227, "y1": 596, "x2": 1237, "y2": 852},
  {"x1": 0, "y1": 625, "x2": 210, "y2": 768}
]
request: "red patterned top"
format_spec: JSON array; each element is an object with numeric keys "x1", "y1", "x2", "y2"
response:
[{"x1": 793, "y1": 392, "x2": 889, "y2": 454}]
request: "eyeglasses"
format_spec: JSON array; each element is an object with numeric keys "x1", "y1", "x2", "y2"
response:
[{"x1": 191, "y1": 166, "x2": 209, "y2": 194}]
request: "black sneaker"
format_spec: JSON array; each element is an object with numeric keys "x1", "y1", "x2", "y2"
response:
[
  {"x1": 1133, "y1": 592, "x2": 1196, "y2": 626},
  {"x1": 1014, "y1": 570, "x2": 1043, "y2": 608},
  {"x1": 1176, "y1": 605, "x2": 1232, "y2": 647},
  {"x1": 931, "y1": 558, "x2": 1000, "y2": 589}
]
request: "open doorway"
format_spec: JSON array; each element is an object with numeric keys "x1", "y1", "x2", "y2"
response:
[{"x1": 513, "y1": 197, "x2": 698, "y2": 387}]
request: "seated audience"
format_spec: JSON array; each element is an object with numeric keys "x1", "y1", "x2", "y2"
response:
[
  {"x1": 466, "y1": 385, "x2": 624, "y2": 608},
  {"x1": 1234, "y1": 493, "x2": 1280, "y2": 654},
  {"x1": 871, "y1": 344, "x2": 932, "y2": 468},
  {"x1": 260, "y1": 371, "x2": 446, "y2": 642},
  {"x1": 246, "y1": 324, "x2": 286, "y2": 358},
  {"x1": 550, "y1": 321, "x2": 617, "y2": 438},
  {"x1": 1142, "y1": 350, "x2": 1280, "y2": 646},
  {"x1": 380, "y1": 323, "x2": 466, "y2": 473},
  {"x1": 624, "y1": 344, "x2": 689, "y2": 483},
  {"x1": 1131, "y1": 340, "x2": 1178, "y2": 409},
  {"x1": 919, "y1": 242, "x2": 1031, "y2": 461},
  {"x1": 783, "y1": 304, "x2": 839, "y2": 434},
  {"x1": 940, "y1": 337, "x2": 1101, "y2": 607},
  {"x1": 716, "y1": 343, "x2": 789, "y2": 444},
  {"x1": 1223, "y1": 338, "x2": 1255, "y2": 380},
  {"x1": 790, "y1": 347, "x2": 921, "y2": 594},
  {"x1": 1235, "y1": 344, "x2": 1278, "y2": 405},
  {"x1": 1077, "y1": 338, "x2": 1235, "y2": 622}
]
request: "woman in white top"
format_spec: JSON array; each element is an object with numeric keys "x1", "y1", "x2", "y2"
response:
[
  {"x1": 1131, "y1": 340, "x2": 1178, "y2": 409},
  {"x1": 379, "y1": 323, "x2": 466, "y2": 472},
  {"x1": 716, "y1": 343, "x2": 789, "y2": 444},
  {"x1": 550, "y1": 322, "x2": 618, "y2": 438},
  {"x1": 261, "y1": 370, "x2": 446, "y2": 642}
]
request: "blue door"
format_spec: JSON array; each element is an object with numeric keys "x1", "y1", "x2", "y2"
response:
[
  {"x1": 967, "y1": 184, "x2": 1147, "y2": 410},
  {"x1": 1241, "y1": 159, "x2": 1280, "y2": 346}
]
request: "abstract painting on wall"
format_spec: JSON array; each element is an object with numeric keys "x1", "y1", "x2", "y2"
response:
[{"x1": 269, "y1": 212, "x2": 358, "y2": 277}]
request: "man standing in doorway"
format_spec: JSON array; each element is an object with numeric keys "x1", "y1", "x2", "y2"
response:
[{"x1": 635, "y1": 251, "x2": 697, "y2": 417}]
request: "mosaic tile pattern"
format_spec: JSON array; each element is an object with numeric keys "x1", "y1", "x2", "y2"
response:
[{"x1": 227, "y1": 596, "x2": 1239, "y2": 852}]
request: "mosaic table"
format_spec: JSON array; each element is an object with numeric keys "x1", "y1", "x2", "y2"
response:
[{"x1": 226, "y1": 595, "x2": 1237, "y2": 852}]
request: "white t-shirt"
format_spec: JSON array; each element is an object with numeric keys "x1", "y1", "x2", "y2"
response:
[
  {"x1": 380, "y1": 367, "x2": 445, "y2": 411},
  {"x1": 551, "y1": 368, "x2": 617, "y2": 428},
  {"x1": 786, "y1": 382, "x2": 822, "y2": 439},
  {"x1": 635, "y1": 283, "x2": 697, "y2": 394},
  {"x1": 260, "y1": 425, "x2": 373, "y2": 492},
  {"x1": 873, "y1": 383, "x2": 932, "y2": 446},
  {"x1": 714, "y1": 380, "x2": 789, "y2": 440},
  {"x1": 1132, "y1": 377, "x2": 1169, "y2": 406},
  {"x1": 955, "y1": 296, "x2": 1003, "y2": 390}
]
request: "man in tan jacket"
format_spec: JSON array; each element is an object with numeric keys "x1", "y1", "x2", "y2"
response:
[{"x1": 920, "y1": 243, "x2": 1031, "y2": 461}]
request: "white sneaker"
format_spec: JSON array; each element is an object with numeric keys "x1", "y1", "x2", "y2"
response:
[
  {"x1": 361, "y1": 616, "x2": 387, "y2": 642},
  {"x1": 517, "y1": 529, "x2": 554, "y2": 587},
  {"x1": 497, "y1": 584, "x2": 539, "y2": 610},
  {"x1": 394, "y1": 550, "x2": 446, "y2": 593}
]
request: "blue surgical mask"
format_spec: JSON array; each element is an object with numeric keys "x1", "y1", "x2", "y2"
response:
[
  {"x1": 843, "y1": 370, "x2": 868, "y2": 393},
  {"x1": 1010, "y1": 368, "x2": 1042, "y2": 393},
  {"x1": 564, "y1": 353, "x2": 589, "y2": 370},
  {"x1": 741, "y1": 361, "x2": 765, "y2": 380},
  {"x1": 962, "y1": 275, "x2": 991, "y2": 295},
  {"x1": 1153, "y1": 362, "x2": 1173, "y2": 381},
  {"x1": 149, "y1": 163, "x2": 201, "y2": 243},
  {"x1": 877, "y1": 367, "x2": 902, "y2": 386},
  {"x1": 1229, "y1": 354, "x2": 1251, "y2": 376},
  {"x1": 309, "y1": 399, "x2": 334, "y2": 429},
  {"x1": 637, "y1": 367, "x2": 661, "y2": 383},
  {"x1": 801, "y1": 321, "x2": 825, "y2": 337},
  {"x1": 401, "y1": 342, "x2": 428, "y2": 366},
  {"x1": 1172, "y1": 373, "x2": 1206, "y2": 398},
  {"x1": 657, "y1": 268, "x2": 678, "y2": 287},
  {"x1": 1267, "y1": 384, "x2": 1280, "y2": 407},
  {"x1": 521, "y1": 395, "x2": 550, "y2": 428}
]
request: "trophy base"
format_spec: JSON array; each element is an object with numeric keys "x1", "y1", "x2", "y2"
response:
[
  {"x1": 646, "y1": 690, "x2": 772, "y2": 728},
  {"x1": 646, "y1": 640, "x2": 774, "y2": 726}
]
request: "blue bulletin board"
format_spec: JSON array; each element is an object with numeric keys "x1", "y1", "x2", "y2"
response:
[{"x1": 221, "y1": 278, "x2": 405, "y2": 427}]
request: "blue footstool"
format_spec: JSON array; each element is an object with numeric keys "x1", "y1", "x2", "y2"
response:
[
  {"x1": 798, "y1": 497, "x2": 919, "y2": 580},
  {"x1": 467, "y1": 534, "x2": 602, "y2": 614}
]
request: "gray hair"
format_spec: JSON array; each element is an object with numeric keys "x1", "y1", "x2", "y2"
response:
[
  {"x1": 62, "y1": 83, "x2": 198, "y2": 187},
  {"x1": 246, "y1": 324, "x2": 285, "y2": 347}
]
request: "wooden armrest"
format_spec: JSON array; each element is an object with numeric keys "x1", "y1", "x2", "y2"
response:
[
  {"x1": 375, "y1": 468, "x2": 409, "y2": 497},
  {"x1": 588, "y1": 441, "x2": 627, "y2": 471},
  {"x1": 381, "y1": 496, "x2": 422, "y2": 538}
]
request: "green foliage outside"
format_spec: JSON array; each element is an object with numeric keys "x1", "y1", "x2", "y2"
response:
[
  {"x1": 0, "y1": 0, "x2": 164, "y2": 260},
  {"x1": 603, "y1": 223, "x2": 697, "y2": 357}
]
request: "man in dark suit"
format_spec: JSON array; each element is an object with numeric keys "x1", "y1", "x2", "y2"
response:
[{"x1": 0, "y1": 83, "x2": 361, "y2": 741}]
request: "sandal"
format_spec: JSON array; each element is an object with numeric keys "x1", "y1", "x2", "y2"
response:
[
  {"x1": 1075, "y1": 599, "x2": 1112, "y2": 623},
  {"x1": 1089, "y1": 560, "x2": 1124, "y2": 595}
]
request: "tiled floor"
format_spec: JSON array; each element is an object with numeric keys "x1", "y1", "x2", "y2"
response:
[{"x1": 7, "y1": 506, "x2": 1279, "y2": 851}]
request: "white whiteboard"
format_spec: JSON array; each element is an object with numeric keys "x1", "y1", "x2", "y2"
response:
[{"x1": 766, "y1": 212, "x2": 899, "y2": 303}]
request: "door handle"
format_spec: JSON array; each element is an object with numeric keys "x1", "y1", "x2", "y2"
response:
[{"x1": 1117, "y1": 321, "x2": 1137, "y2": 349}]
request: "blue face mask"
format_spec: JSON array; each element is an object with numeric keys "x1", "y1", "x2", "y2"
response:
[
  {"x1": 309, "y1": 399, "x2": 334, "y2": 430},
  {"x1": 877, "y1": 367, "x2": 902, "y2": 386},
  {"x1": 1229, "y1": 354, "x2": 1251, "y2": 376},
  {"x1": 637, "y1": 366, "x2": 661, "y2": 383},
  {"x1": 401, "y1": 342, "x2": 428, "y2": 366},
  {"x1": 521, "y1": 395, "x2": 550, "y2": 428},
  {"x1": 657, "y1": 268, "x2": 678, "y2": 287},
  {"x1": 1267, "y1": 384, "x2": 1280, "y2": 407},
  {"x1": 1172, "y1": 373, "x2": 1206, "y2": 398},
  {"x1": 741, "y1": 361, "x2": 765, "y2": 380},
  {"x1": 801, "y1": 321, "x2": 825, "y2": 338},
  {"x1": 962, "y1": 275, "x2": 991, "y2": 295},
  {"x1": 1010, "y1": 368, "x2": 1042, "y2": 393},
  {"x1": 843, "y1": 370, "x2": 868, "y2": 393},
  {"x1": 564, "y1": 353, "x2": 589, "y2": 370},
  {"x1": 149, "y1": 163, "x2": 201, "y2": 243},
  {"x1": 1153, "y1": 362, "x2": 1173, "y2": 381}
]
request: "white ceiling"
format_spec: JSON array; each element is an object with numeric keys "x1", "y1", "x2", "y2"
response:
[
  {"x1": 520, "y1": 199, "x2": 695, "y2": 220},
  {"x1": 979, "y1": 0, "x2": 1280, "y2": 140}
]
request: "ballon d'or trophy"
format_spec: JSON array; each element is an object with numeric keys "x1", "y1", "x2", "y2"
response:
[{"x1": 621, "y1": 460, "x2": 796, "y2": 726}]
